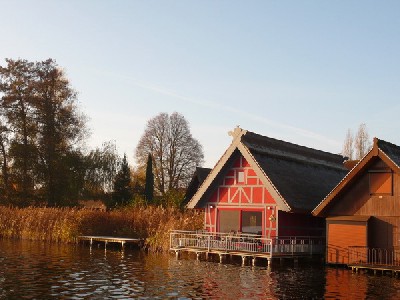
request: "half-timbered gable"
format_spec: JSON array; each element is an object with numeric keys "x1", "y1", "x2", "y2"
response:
[
  {"x1": 205, "y1": 154, "x2": 279, "y2": 237},
  {"x1": 313, "y1": 138, "x2": 400, "y2": 264},
  {"x1": 188, "y1": 127, "x2": 347, "y2": 239},
  {"x1": 209, "y1": 155, "x2": 275, "y2": 206}
]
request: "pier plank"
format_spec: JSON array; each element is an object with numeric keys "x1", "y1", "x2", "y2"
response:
[{"x1": 78, "y1": 235, "x2": 142, "y2": 250}]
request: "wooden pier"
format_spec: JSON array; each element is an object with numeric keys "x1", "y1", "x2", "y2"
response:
[
  {"x1": 78, "y1": 235, "x2": 143, "y2": 250},
  {"x1": 349, "y1": 263, "x2": 400, "y2": 276}
]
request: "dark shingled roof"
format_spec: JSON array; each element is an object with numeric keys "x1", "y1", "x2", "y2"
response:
[
  {"x1": 195, "y1": 167, "x2": 212, "y2": 183},
  {"x1": 377, "y1": 139, "x2": 400, "y2": 167},
  {"x1": 183, "y1": 167, "x2": 212, "y2": 205},
  {"x1": 242, "y1": 131, "x2": 348, "y2": 212}
]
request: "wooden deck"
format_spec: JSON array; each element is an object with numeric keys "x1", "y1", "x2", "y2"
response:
[
  {"x1": 78, "y1": 235, "x2": 143, "y2": 250},
  {"x1": 349, "y1": 263, "x2": 400, "y2": 276},
  {"x1": 170, "y1": 230, "x2": 325, "y2": 265},
  {"x1": 347, "y1": 246, "x2": 400, "y2": 276}
]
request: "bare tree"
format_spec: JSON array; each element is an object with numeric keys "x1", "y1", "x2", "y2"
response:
[
  {"x1": 135, "y1": 112, "x2": 204, "y2": 196},
  {"x1": 342, "y1": 129, "x2": 354, "y2": 160},
  {"x1": 354, "y1": 123, "x2": 371, "y2": 159},
  {"x1": 342, "y1": 123, "x2": 372, "y2": 160}
]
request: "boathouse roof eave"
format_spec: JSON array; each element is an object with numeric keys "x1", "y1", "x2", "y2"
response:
[
  {"x1": 182, "y1": 167, "x2": 212, "y2": 206},
  {"x1": 237, "y1": 142, "x2": 291, "y2": 212},
  {"x1": 241, "y1": 131, "x2": 347, "y2": 213},
  {"x1": 312, "y1": 137, "x2": 400, "y2": 217},
  {"x1": 186, "y1": 127, "x2": 247, "y2": 209},
  {"x1": 188, "y1": 127, "x2": 346, "y2": 212},
  {"x1": 326, "y1": 215, "x2": 371, "y2": 222},
  {"x1": 312, "y1": 148, "x2": 375, "y2": 216}
]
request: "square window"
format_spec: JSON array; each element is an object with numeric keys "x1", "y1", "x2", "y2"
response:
[
  {"x1": 237, "y1": 171, "x2": 245, "y2": 183},
  {"x1": 369, "y1": 171, "x2": 393, "y2": 195},
  {"x1": 241, "y1": 211, "x2": 262, "y2": 234}
]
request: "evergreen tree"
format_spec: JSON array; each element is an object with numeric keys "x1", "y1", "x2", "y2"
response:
[
  {"x1": 144, "y1": 153, "x2": 154, "y2": 203},
  {"x1": 111, "y1": 154, "x2": 132, "y2": 207}
]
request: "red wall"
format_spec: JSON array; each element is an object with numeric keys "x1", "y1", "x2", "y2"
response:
[
  {"x1": 203, "y1": 154, "x2": 324, "y2": 239},
  {"x1": 278, "y1": 211, "x2": 325, "y2": 237},
  {"x1": 204, "y1": 155, "x2": 277, "y2": 237}
]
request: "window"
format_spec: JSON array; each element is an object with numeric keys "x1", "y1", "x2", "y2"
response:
[
  {"x1": 218, "y1": 210, "x2": 262, "y2": 234},
  {"x1": 237, "y1": 171, "x2": 245, "y2": 183},
  {"x1": 219, "y1": 210, "x2": 240, "y2": 233},
  {"x1": 369, "y1": 171, "x2": 393, "y2": 195},
  {"x1": 241, "y1": 211, "x2": 262, "y2": 234}
]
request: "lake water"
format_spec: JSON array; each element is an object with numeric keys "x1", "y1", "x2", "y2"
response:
[{"x1": 0, "y1": 239, "x2": 400, "y2": 299}]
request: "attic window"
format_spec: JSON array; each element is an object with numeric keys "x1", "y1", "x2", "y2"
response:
[
  {"x1": 237, "y1": 171, "x2": 245, "y2": 183},
  {"x1": 369, "y1": 170, "x2": 393, "y2": 195}
]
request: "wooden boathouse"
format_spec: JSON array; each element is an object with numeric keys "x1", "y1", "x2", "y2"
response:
[
  {"x1": 186, "y1": 127, "x2": 347, "y2": 239},
  {"x1": 313, "y1": 138, "x2": 400, "y2": 273},
  {"x1": 175, "y1": 127, "x2": 348, "y2": 264}
]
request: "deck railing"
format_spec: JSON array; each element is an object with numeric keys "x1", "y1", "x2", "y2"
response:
[
  {"x1": 271, "y1": 235, "x2": 325, "y2": 255},
  {"x1": 349, "y1": 246, "x2": 400, "y2": 267},
  {"x1": 170, "y1": 230, "x2": 325, "y2": 256}
]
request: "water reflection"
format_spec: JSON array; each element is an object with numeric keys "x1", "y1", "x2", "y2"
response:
[
  {"x1": 324, "y1": 267, "x2": 400, "y2": 299},
  {"x1": 0, "y1": 240, "x2": 399, "y2": 299}
]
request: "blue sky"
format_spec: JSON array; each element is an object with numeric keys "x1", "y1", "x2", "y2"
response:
[{"x1": 1, "y1": 1, "x2": 400, "y2": 167}]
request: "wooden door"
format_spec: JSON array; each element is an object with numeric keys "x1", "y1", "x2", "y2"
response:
[{"x1": 327, "y1": 222, "x2": 367, "y2": 264}]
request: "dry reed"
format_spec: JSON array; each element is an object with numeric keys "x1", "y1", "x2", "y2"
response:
[{"x1": 0, "y1": 205, "x2": 203, "y2": 252}]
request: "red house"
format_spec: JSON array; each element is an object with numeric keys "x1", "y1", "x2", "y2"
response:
[
  {"x1": 313, "y1": 138, "x2": 400, "y2": 265},
  {"x1": 187, "y1": 127, "x2": 347, "y2": 240}
]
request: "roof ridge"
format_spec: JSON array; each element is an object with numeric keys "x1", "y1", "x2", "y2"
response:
[
  {"x1": 244, "y1": 130, "x2": 343, "y2": 157},
  {"x1": 376, "y1": 137, "x2": 400, "y2": 149},
  {"x1": 242, "y1": 130, "x2": 346, "y2": 169}
]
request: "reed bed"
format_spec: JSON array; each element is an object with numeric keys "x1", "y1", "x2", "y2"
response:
[{"x1": 0, "y1": 205, "x2": 203, "y2": 252}]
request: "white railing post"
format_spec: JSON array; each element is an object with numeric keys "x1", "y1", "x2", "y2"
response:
[
  {"x1": 291, "y1": 238, "x2": 294, "y2": 256},
  {"x1": 271, "y1": 239, "x2": 273, "y2": 257}
]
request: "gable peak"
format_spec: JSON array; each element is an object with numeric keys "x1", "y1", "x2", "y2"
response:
[
  {"x1": 373, "y1": 137, "x2": 379, "y2": 148},
  {"x1": 228, "y1": 126, "x2": 247, "y2": 140}
]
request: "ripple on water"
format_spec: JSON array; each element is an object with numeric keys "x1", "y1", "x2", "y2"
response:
[{"x1": 1, "y1": 240, "x2": 400, "y2": 299}]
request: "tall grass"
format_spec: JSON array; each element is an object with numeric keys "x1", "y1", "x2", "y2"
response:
[{"x1": 0, "y1": 205, "x2": 203, "y2": 252}]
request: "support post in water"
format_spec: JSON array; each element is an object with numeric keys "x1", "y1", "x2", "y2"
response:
[{"x1": 219, "y1": 254, "x2": 225, "y2": 263}]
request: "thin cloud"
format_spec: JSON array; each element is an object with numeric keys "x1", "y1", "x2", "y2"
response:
[{"x1": 98, "y1": 69, "x2": 340, "y2": 150}]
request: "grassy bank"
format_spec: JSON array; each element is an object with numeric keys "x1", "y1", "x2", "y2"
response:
[{"x1": 0, "y1": 205, "x2": 203, "y2": 251}]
